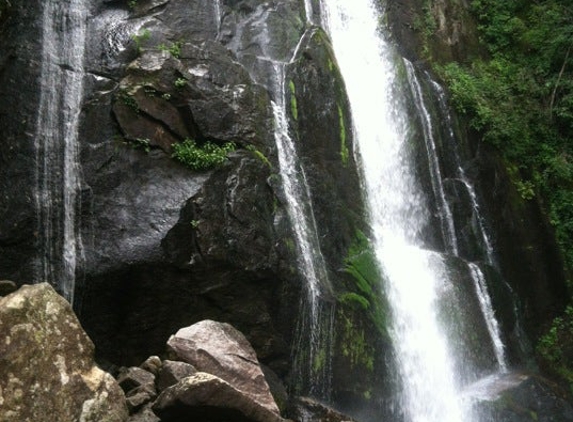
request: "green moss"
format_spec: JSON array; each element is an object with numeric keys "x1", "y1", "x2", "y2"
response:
[
  {"x1": 339, "y1": 310, "x2": 375, "y2": 371},
  {"x1": 312, "y1": 348, "x2": 327, "y2": 374},
  {"x1": 338, "y1": 104, "x2": 349, "y2": 166},
  {"x1": 343, "y1": 230, "x2": 389, "y2": 339},
  {"x1": 118, "y1": 89, "x2": 139, "y2": 113},
  {"x1": 339, "y1": 292, "x2": 370, "y2": 310},
  {"x1": 246, "y1": 145, "x2": 272, "y2": 168},
  {"x1": 289, "y1": 80, "x2": 298, "y2": 121}
]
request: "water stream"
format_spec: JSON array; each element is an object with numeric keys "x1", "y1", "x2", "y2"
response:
[
  {"x1": 35, "y1": 0, "x2": 87, "y2": 304},
  {"x1": 320, "y1": 0, "x2": 508, "y2": 419}
]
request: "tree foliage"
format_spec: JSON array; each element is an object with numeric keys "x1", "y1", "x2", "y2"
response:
[{"x1": 438, "y1": 0, "x2": 573, "y2": 270}]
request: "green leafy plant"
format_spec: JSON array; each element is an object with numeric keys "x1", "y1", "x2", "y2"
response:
[
  {"x1": 132, "y1": 138, "x2": 151, "y2": 153},
  {"x1": 437, "y1": 0, "x2": 573, "y2": 270},
  {"x1": 128, "y1": 0, "x2": 138, "y2": 9},
  {"x1": 174, "y1": 78, "x2": 187, "y2": 88},
  {"x1": 159, "y1": 41, "x2": 182, "y2": 58},
  {"x1": 172, "y1": 139, "x2": 236, "y2": 171},
  {"x1": 131, "y1": 29, "x2": 151, "y2": 53},
  {"x1": 118, "y1": 89, "x2": 139, "y2": 113}
]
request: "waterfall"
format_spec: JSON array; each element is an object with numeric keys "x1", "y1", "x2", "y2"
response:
[
  {"x1": 34, "y1": 0, "x2": 87, "y2": 304},
  {"x1": 304, "y1": 0, "x2": 315, "y2": 24},
  {"x1": 213, "y1": 0, "x2": 222, "y2": 35},
  {"x1": 271, "y1": 59, "x2": 334, "y2": 398},
  {"x1": 319, "y1": 0, "x2": 511, "y2": 419},
  {"x1": 405, "y1": 64, "x2": 508, "y2": 373},
  {"x1": 404, "y1": 61, "x2": 459, "y2": 255},
  {"x1": 428, "y1": 79, "x2": 497, "y2": 265},
  {"x1": 468, "y1": 264, "x2": 508, "y2": 371}
]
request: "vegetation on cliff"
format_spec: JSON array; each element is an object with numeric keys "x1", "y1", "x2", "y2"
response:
[
  {"x1": 431, "y1": 0, "x2": 573, "y2": 389},
  {"x1": 437, "y1": 0, "x2": 573, "y2": 273}
]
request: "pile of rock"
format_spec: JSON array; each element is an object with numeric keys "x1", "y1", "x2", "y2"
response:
[
  {"x1": 0, "y1": 283, "x2": 358, "y2": 422},
  {"x1": 120, "y1": 320, "x2": 286, "y2": 422}
]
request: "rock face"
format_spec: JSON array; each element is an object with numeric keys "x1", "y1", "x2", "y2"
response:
[
  {"x1": 166, "y1": 320, "x2": 280, "y2": 417},
  {"x1": 472, "y1": 373, "x2": 573, "y2": 421},
  {"x1": 0, "y1": 283, "x2": 128, "y2": 422}
]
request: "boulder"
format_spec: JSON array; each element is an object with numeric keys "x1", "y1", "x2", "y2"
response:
[
  {"x1": 166, "y1": 320, "x2": 280, "y2": 416},
  {"x1": 152, "y1": 372, "x2": 284, "y2": 422},
  {"x1": 127, "y1": 404, "x2": 161, "y2": 422},
  {"x1": 0, "y1": 283, "x2": 128, "y2": 422},
  {"x1": 287, "y1": 397, "x2": 358, "y2": 422},
  {"x1": 156, "y1": 360, "x2": 197, "y2": 392},
  {"x1": 140, "y1": 356, "x2": 162, "y2": 376},
  {"x1": 117, "y1": 366, "x2": 157, "y2": 414}
]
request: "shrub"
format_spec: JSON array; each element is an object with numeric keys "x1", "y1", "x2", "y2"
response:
[{"x1": 172, "y1": 139, "x2": 236, "y2": 171}]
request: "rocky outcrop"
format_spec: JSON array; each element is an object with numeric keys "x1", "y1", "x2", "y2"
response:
[{"x1": 0, "y1": 283, "x2": 128, "y2": 422}]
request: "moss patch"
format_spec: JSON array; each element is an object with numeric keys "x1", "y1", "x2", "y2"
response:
[
  {"x1": 338, "y1": 104, "x2": 349, "y2": 166},
  {"x1": 288, "y1": 80, "x2": 298, "y2": 121},
  {"x1": 342, "y1": 230, "x2": 389, "y2": 339}
]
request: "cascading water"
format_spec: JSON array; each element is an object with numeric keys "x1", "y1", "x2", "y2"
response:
[
  {"x1": 404, "y1": 60, "x2": 458, "y2": 255},
  {"x1": 35, "y1": 0, "x2": 87, "y2": 304},
  {"x1": 232, "y1": 6, "x2": 335, "y2": 398},
  {"x1": 405, "y1": 64, "x2": 508, "y2": 373},
  {"x1": 271, "y1": 59, "x2": 334, "y2": 397},
  {"x1": 320, "y1": 0, "x2": 509, "y2": 420}
]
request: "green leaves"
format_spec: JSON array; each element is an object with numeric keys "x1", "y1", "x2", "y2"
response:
[
  {"x1": 439, "y1": 0, "x2": 573, "y2": 270},
  {"x1": 171, "y1": 139, "x2": 236, "y2": 171}
]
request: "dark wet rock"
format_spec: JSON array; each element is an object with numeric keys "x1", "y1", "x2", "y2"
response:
[
  {"x1": 288, "y1": 397, "x2": 358, "y2": 422},
  {"x1": 127, "y1": 404, "x2": 161, "y2": 422},
  {"x1": 471, "y1": 373, "x2": 573, "y2": 422},
  {"x1": 0, "y1": 283, "x2": 128, "y2": 422},
  {"x1": 167, "y1": 320, "x2": 280, "y2": 416},
  {"x1": 153, "y1": 372, "x2": 285, "y2": 422},
  {"x1": 117, "y1": 366, "x2": 157, "y2": 412},
  {"x1": 287, "y1": 27, "x2": 364, "y2": 273},
  {"x1": 157, "y1": 360, "x2": 197, "y2": 392},
  {"x1": 118, "y1": 366, "x2": 156, "y2": 395},
  {"x1": 140, "y1": 356, "x2": 163, "y2": 376}
]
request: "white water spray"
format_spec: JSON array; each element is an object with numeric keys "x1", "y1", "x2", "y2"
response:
[
  {"x1": 320, "y1": 0, "x2": 470, "y2": 420},
  {"x1": 35, "y1": 0, "x2": 87, "y2": 304}
]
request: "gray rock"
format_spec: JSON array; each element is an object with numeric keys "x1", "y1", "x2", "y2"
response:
[
  {"x1": 471, "y1": 372, "x2": 573, "y2": 421},
  {"x1": 157, "y1": 360, "x2": 197, "y2": 392},
  {"x1": 117, "y1": 366, "x2": 157, "y2": 414},
  {"x1": 0, "y1": 283, "x2": 128, "y2": 422},
  {"x1": 167, "y1": 320, "x2": 280, "y2": 416},
  {"x1": 288, "y1": 397, "x2": 358, "y2": 422},
  {"x1": 140, "y1": 356, "x2": 162, "y2": 376},
  {"x1": 153, "y1": 372, "x2": 284, "y2": 422},
  {"x1": 127, "y1": 404, "x2": 161, "y2": 422},
  {"x1": 118, "y1": 366, "x2": 156, "y2": 396}
]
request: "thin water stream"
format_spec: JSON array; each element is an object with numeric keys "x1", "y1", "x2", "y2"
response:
[{"x1": 35, "y1": 0, "x2": 87, "y2": 304}]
